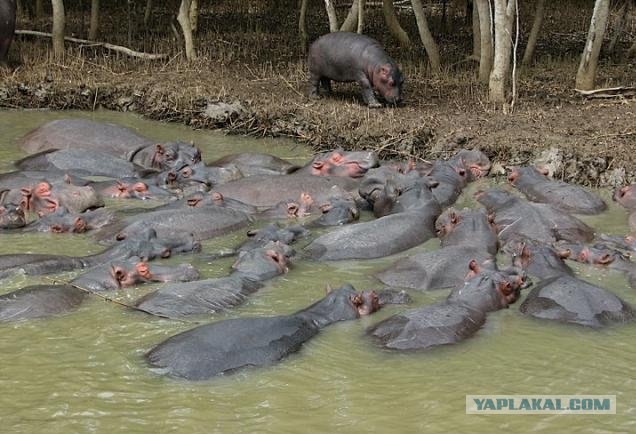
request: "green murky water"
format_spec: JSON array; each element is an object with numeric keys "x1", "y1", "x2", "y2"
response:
[{"x1": 1, "y1": 110, "x2": 635, "y2": 433}]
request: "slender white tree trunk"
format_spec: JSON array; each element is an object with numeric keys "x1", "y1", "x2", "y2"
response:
[
  {"x1": 51, "y1": 0, "x2": 65, "y2": 58},
  {"x1": 357, "y1": 0, "x2": 365, "y2": 34},
  {"x1": 189, "y1": 0, "x2": 198, "y2": 34},
  {"x1": 488, "y1": 0, "x2": 516, "y2": 103},
  {"x1": 521, "y1": 0, "x2": 545, "y2": 66},
  {"x1": 144, "y1": 0, "x2": 152, "y2": 27},
  {"x1": 340, "y1": 0, "x2": 359, "y2": 32},
  {"x1": 177, "y1": 0, "x2": 196, "y2": 60},
  {"x1": 576, "y1": 0, "x2": 610, "y2": 90},
  {"x1": 324, "y1": 0, "x2": 339, "y2": 32},
  {"x1": 475, "y1": 0, "x2": 493, "y2": 83},
  {"x1": 299, "y1": 0, "x2": 309, "y2": 51},
  {"x1": 472, "y1": 1, "x2": 480, "y2": 59},
  {"x1": 411, "y1": 0, "x2": 441, "y2": 71},
  {"x1": 89, "y1": 0, "x2": 99, "y2": 40},
  {"x1": 383, "y1": 0, "x2": 411, "y2": 46}
]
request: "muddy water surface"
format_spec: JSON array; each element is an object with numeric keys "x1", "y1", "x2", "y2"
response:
[{"x1": 1, "y1": 111, "x2": 635, "y2": 433}]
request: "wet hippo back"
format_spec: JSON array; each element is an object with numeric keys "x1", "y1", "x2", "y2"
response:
[{"x1": 18, "y1": 119, "x2": 154, "y2": 155}]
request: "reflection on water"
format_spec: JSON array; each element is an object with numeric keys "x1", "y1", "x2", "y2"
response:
[{"x1": 1, "y1": 110, "x2": 635, "y2": 434}]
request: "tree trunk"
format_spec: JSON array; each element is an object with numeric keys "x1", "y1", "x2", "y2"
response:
[
  {"x1": 51, "y1": 0, "x2": 65, "y2": 59},
  {"x1": 89, "y1": 0, "x2": 99, "y2": 40},
  {"x1": 475, "y1": 0, "x2": 493, "y2": 83},
  {"x1": 472, "y1": 1, "x2": 480, "y2": 58},
  {"x1": 357, "y1": 0, "x2": 365, "y2": 34},
  {"x1": 340, "y1": 0, "x2": 359, "y2": 32},
  {"x1": 299, "y1": 0, "x2": 308, "y2": 51},
  {"x1": 189, "y1": 0, "x2": 199, "y2": 34},
  {"x1": 177, "y1": 0, "x2": 196, "y2": 60},
  {"x1": 324, "y1": 0, "x2": 339, "y2": 32},
  {"x1": 36, "y1": 0, "x2": 44, "y2": 18},
  {"x1": 488, "y1": 0, "x2": 516, "y2": 103},
  {"x1": 628, "y1": 38, "x2": 636, "y2": 58},
  {"x1": 411, "y1": 0, "x2": 441, "y2": 71},
  {"x1": 608, "y1": 1, "x2": 629, "y2": 54},
  {"x1": 521, "y1": 0, "x2": 545, "y2": 66},
  {"x1": 383, "y1": 0, "x2": 411, "y2": 46},
  {"x1": 144, "y1": 0, "x2": 152, "y2": 27},
  {"x1": 16, "y1": 0, "x2": 23, "y2": 17},
  {"x1": 575, "y1": 0, "x2": 610, "y2": 90}
]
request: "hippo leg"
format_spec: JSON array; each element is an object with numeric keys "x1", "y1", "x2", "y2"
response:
[
  {"x1": 309, "y1": 73, "x2": 321, "y2": 98},
  {"x1": 319, "y1": 78, "x2": 332, "y2": 94},
  {"x1": 357, "y1": 76, "x2": 381, "y2": 108}
]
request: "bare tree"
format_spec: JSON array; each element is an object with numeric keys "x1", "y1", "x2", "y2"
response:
[
  {"x1": 299, "y1": 0, "x2": 309, "y2": 51},
  {"x1": 144, "y1": 0, "x2": 152, "y2": 27},
  {"x1": 383, "y1": 0, "x2": 411, "y2": 46},
  {"x1": 488, "y1": 0, "x2": 516, "y2": 103},
  {"x1": 475, "y1": 0, "x2": 493, "y2": 83},
  {"x1": 177, "y1": 0, "x2": 196, "y2": 60},
  {"x1": 521, "y1": 0, "x2": 545, "y2": 66},
  {"x1": 357, "y1": 0, "x2": 365, "y2": 34},
  {"x1": 576, "y1": 0, "x2": 610, "y2": 90},
  {"x1": 89, "y1": 0, "x2": 99, "y2": 40},
  {"x1": 51, "y1": 0, "x2": 65, "y2": 58},
  {"x1": 472, "y1": 2, "x2": 480, "y2": 59},
  {"x1": 324, "y1": 0, "x2": 339, "y2": 32},
  {"x1": 411, "y1": 0, "x2": 440, "y2": 71},
  {"x1": 341, "y1": 0, "x2": 359, "y2": 32},
  {"x1": 190, "y1": 0, "x2": 199, "y2": 34},
  {"x1": 608, "y1": 0, "x2": 631, "y2": 54}
]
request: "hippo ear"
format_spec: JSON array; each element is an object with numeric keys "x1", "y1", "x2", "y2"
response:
[
  {"x1": 155, "y1": 144, "x2": 165, "y2": 154},
  {"x1": 135, "y1": 262, "x2": 152, "y2": 279},
  {"x1": 350, "y1": 293, "x2": 363, "y2": 307},
  {"x1": 73, "y1": 217, "x2": 87, "y2": 233},
  {"x1": 379, "y1": 64, "x2": 391, "y2": 79},
  {"x1": 319, "y1": 203, "x2": 332, "y2": 213},
  {"x1": 300, "y1": 192, "x2": 314, "y2": 206},
  {"x1": 507, "y1": 170, "x2": 518, "y2": 183},
  {"x1": 211, "y1": 191, "x2": 224, "y2": 202},
  {"x1": 450, "y1": 211, "x2": 459, "y2": 225},
  {"x1": 487, "y1": 213, "x2": 496, "y2": 225},
  {"x1": 468, "y1": 259, "x2": 480, "y2": 274}
]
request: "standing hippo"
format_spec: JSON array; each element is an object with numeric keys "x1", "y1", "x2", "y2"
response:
[
  {"x1": 308, "y1": 32, "x2": 403, "y2": 108},
  {"x1": 0, "y1": 0, "x2": 16, "y2": 66}
]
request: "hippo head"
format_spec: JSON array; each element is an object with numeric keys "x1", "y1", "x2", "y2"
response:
[
  {"x1": 0, "y1": 202, "x2": 26, "y2": 229},
  {"x1": 110, "y1": 181, "x2": 153, "y2": 200},
  {"x1": 72, "y1": 258, "x2": 150, "y2": 291},
  {"x1": 315, "y1": 197, "x2": 359, "y2": 226},
  {"x1": 20, "y1": 181, "x2": 59, "y2": 215},
  {"x1": 372, "y1": 63, "x2": 403, "y2": 105},
  {"x1": 310, "y1": 150, "x2": 380, "y2": 178},
  {"x1": 232, "y1": 241, "x2": 291, "y2": 281},
  {"x1": 452, "y1": 150, "x2": 491, "y2": 180},
  {"x1": 614, "y1": 185, "x2": 636, "y2": 209},
  {"x1": 149, "y1": 142, "x2": 202, "y2": 170},
  {"x1": 306, "y1": 285, "x2": 381, "y2": 326}
]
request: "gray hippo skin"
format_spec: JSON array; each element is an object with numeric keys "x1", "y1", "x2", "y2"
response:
[
  {"x1": 519, "y1": 275, "x2": 634, "y2": 328},
  {"x1": 508, "y1": 166, "x2": 607, "y2": 215},
  {"x1": 21, "y1": 207, "x2": 115, "y2": 234},
  {"x1": 305, "y1": 179, "x2": 441, "y2": 260},
  {"x1": 369, "y1": 260, "x2": 527, "y2": 351},
  {"x1": 308, "y1": 32, "x2": 403, "y2": 108},
  {"x1": 0, "y1": 285, "x2": 86, "y2": 322},
  {"x1": 503, "y1": 238, "x2": 574, "y2": 280},
  {"x1": 375, "y1": 208, "x2": 497, "y2": 290},
  {"x1": 475, "y1": 189, "x2": 595, "y2": 244},
  {"x1": 0, "y1": 0, "x2": 16, "y2": 65},
  {"x1": 134, "y1": 242, "x2": 290, "y2": 318},
  {"x1": 145, "y1": 285, "x2": 380, "y2": 380}
]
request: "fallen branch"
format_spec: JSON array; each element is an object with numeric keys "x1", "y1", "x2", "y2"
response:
[
  {"x1": 575, "y1": 86, "x2": 636, "y2": 99},
  {"x1": 15, "y1": 29, "x2": 168, "y2": 60}
]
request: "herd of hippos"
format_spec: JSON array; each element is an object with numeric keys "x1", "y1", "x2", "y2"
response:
[{"x1": 2, "y1": 118, "x2": 636, "y2": 381}]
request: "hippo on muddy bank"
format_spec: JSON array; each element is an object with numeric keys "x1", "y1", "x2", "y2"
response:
[{"x1": 308, "y1": 32, "x2": 403, "y2": 108}]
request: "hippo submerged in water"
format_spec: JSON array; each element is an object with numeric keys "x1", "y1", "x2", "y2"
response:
[{"x1": 308, "y1": 32, "x2": 403, "y2": 108}]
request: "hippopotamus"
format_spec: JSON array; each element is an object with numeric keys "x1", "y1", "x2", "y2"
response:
[
  {"x1": 145, "y1": 284, "x2": 380, "y2": 380},
  {"x1": 215, "y1": 173, "x2": 359, "y2": 208},
  {"x1": 475, "y1": 189, "x2": 595, "y2": 244},
  {"x1": 21, "y1": 207, "x2": 115, "y2": 233},
  {"x1": 0, "y1": 259, "x2": 200, "y2": 322},
  {"x1": 305, "y1": 178, "x2": 441, "y2": 260},
  {"x1": 16, "y1": 181, "x2": 104, "y2": 215},
  {"x1": 0, "y1": 201, "x2": 26, "y2": 229},
  {"x1": 207, "y1": 152, "x2": 300, "y2": 177},
  {"x1": 613, "y1": 184, "x2": 636, "y2": 210},
  {"x1": 14, "y1": 149, "x2": 150, "y2": 179},
  {"x1": 368, "y1": 260, "x2": 527, "y2": 351},
  {"x1": 0, "y1": 0, "x2": 16, "y2": 66},
  {"x1": 93, "y1": 206, "x2": 251, "y2": 244},
  {"x1": 428, "y1": 159, "x2": 469, "y2": 208},
  {"x1": 134, "y1": 242, "x2": 292, "y2": 318},
  {"x1": 503, "y1": 237, "x2": 574, "y2": 280},
  {"x1": 519, "y1": 275, "x2": 634, "y2": 328},
  {"x1": 308, "y1": 32, "x2": 403, "y2": 107},
  {"x1": 508, "y1": 166, "x2": 607, "y2": 215},
  {"x1": 296, "y1": 149, "x2": 380, "y2": 178},
  {"x1": 449, "y1": 149, "x2": 492, "y2": 180},
  {"x1": 155, "y1": 162, "x2": 242, "y2": 192},
  {"x1": 0, "y1": 227, "x2": 201, "y2": 280},
  {"x1": 95, "y1": 179, "x2": 174, "y2": 201},
  {"x1": 375, "y1": 208, "x2": 498, "y2": 290}
]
